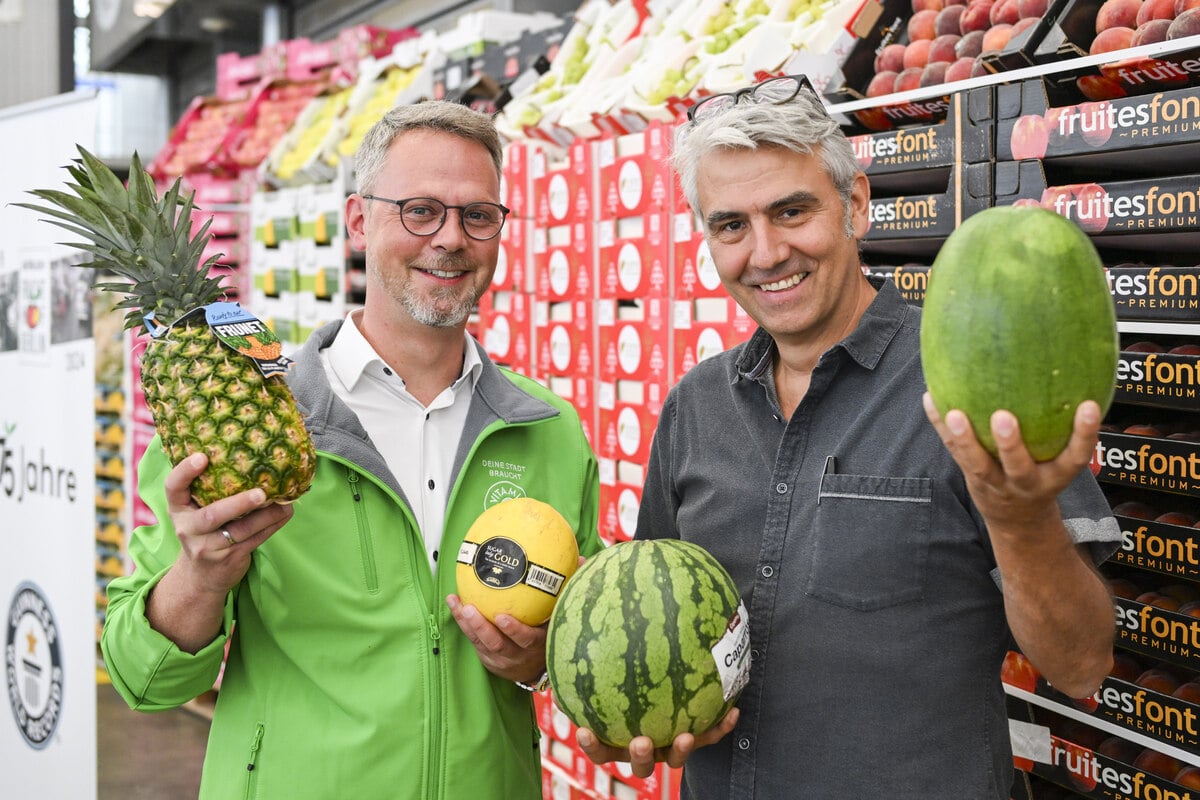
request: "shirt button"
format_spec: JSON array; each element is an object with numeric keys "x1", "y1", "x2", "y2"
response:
[
  {"x1": 760, "y1": 565, "x2": 774, "y2": 578},
  {"x1": 751, "y1": 649, "x2": 760, "y2": 660},
  {"x1": 738, "y1": 737, "x2": 751, "y2": 751},
  {"x1": 775, "y1": 482, "x2": 788, "y2": 494},
  {"x1": 383, "y1": 367, "x2": 392, "y2": 376},
  {"x1": 427, "y1": 479, "x2": 435, "y2": 490}
]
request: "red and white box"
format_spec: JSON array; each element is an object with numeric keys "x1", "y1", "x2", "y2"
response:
[
  {"x1": 598, "y1": 379, "x2": 662, "y2": 464},
  {"x1": 673, "y1": 211, "x2": 724, "y2": 299},
  {"x1": 595, "y1": 120, "x2": 683, "y2": 218},
  {"x1": 493, "y1": 217, "x2": 529, "y2": 293},
  {"x1": 532, "y1": 138, "x2": 595, "y2": 227},
  {"x1": 672, "y1": 297, "x2": 756, "y2": 382},
  {"x1": 597, "y1": 297, "x2": 670, "y2": 386},
  {"x1": 599, "y1": 460, "x2": 644, "y2": 545},
  {"x1": 535, "y1": 299, "x2": 594, "y2": 379},
  {"x1": 597, "y1": 209, "x2": 670, "y2": 300},
  {"x1": 477, "y1": 290, "x2": 534, "y2": 375},
  {"x1": 533, "y1": 220, "x2": 594, "y2": 301}
]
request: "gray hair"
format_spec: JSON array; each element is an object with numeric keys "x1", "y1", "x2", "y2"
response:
[
  {"x1": 354, "y1": 101, "x2": 503, "y2": 195},
  {"x1": 672, "y1": 89, "x2": 861, "y2": 236}
]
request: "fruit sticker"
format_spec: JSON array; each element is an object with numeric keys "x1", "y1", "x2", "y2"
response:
[{"x1": 146, "y1": 301, "x2": 293, "y2": 378}]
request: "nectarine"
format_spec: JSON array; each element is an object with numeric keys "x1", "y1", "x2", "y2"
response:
[
  {"x1": 875, "y1": 42, "x2": 907, "y2": 73},
  {"x1": 1091, "y1": 25, "x2": 1137, "y2": 55},
  {"x1": 1168, "y1": 7, "x2": 1200, "y2": 37},
  {"x1": 908, "y1": 8, "x2": 941, "y2": 39},
  {"x1": 1097, "y1": 0, "x2": 1145, "y2": 32},
  {"x1": 1132, "y1": 17, "x2": 1174, "y2": 43}
]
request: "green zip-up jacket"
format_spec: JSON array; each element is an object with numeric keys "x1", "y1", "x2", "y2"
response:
[{"x1": 101, "y1": 321, "x2": 602, "y2": 799}]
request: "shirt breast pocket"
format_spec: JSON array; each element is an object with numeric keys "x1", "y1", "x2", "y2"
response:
[{"x1": 807, "y1": 474, "x2": 932, "y2": 612}]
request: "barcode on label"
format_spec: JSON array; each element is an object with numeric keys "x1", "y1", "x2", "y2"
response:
[{"x1": 524, "y1": 564, "x2": 566, "y2": 596}]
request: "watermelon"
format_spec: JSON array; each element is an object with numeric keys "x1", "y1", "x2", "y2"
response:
[
  {"x1": 545, "y1": 539, "x2": 750, "y2": 748},
  {"x1": 920, "y1": 205, "x2": 1118, "y2": 461}
]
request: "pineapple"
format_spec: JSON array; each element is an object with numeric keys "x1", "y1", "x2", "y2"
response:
[{"x1": 20, "y1": 146, "x2": 315, "y2": 506}]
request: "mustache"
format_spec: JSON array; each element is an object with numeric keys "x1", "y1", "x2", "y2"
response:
[{"x1": 415, "y1": 253, "x2": 475, "y2": 272}]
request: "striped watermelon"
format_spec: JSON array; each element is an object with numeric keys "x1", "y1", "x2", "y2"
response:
[{"x1": 545, "y1": 539, "x2": 751, "y2": 748}]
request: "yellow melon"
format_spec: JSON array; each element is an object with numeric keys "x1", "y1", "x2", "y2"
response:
[{"x1": 455, "y1": 497, "x2": 579, "y2": 625}]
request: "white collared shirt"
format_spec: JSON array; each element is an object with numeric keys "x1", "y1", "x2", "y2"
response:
[{"x1": 320, "y1": 313, "x2": 482, "y2": 573}]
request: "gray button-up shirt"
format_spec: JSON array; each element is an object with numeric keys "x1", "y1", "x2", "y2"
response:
[{"x1": 636, "y1": 280, "x2": 1120, "y2": 799}]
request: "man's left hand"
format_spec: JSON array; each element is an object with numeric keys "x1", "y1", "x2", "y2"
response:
[{"x1": 446, "y1": 594, "x2": 546, "y2": 684}]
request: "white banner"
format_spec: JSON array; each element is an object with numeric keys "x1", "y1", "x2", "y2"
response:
[{"x1": 0, "y1": 90, "x2": 99, "y2": 798}]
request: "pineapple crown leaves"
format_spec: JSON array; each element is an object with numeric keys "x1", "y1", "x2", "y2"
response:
[{"x1": 14, "y1": 145, "x2": 229, "y2": 331}]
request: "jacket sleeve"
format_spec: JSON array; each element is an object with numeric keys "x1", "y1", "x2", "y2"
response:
[{"x1": 99, "y1": 437, "x2": 235, "y2": 711}]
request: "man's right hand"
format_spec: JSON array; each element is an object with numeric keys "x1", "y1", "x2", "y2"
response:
[
  {"x1": 147, "y1": 452, "x2": 294, "y2": 652},
  {"x1": 575, "y1": 708, "x2": 740, "y2": 779}
]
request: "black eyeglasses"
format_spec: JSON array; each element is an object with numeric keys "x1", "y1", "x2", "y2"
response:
[
  {"x1": 686, "y1": 74, "x2": 824, "y2": 124},
  {"x1": 360, "y1": 195, "x2": 511, "y2": 241}
]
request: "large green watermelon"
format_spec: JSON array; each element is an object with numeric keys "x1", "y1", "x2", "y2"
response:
[
  {"x1": 546, "y1": 539, "x2": 750, "y2": 748},
  {"x1": 920, "y1": 205, "x2": 1118, "y2": 461}
]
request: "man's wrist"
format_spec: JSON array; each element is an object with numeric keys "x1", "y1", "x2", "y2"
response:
[{"x1": 515, "y1": 670, "x2": 549, "y2": 692}]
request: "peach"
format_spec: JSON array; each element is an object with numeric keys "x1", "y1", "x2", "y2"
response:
[
  {"x1": 1133, "y1": 748, "x2": 1183, "y2": 780},
  {"x1": 1123, "y1": 423, "x2": 1164, "y2": 437},
  {"x1": 875, "y1": 42, "x2": 907, "y2": 73},
  {"x1": 1177, "y1": 0, "x2": 1200, "y2": 14},
  {"x1": 1109, "y1": 576, "x2": 1143, "y2": 599},
  {"x1": 1177, "y1": 767, "x2": 1200, "y2": 790},
  {"x1": 1131, "y1": 17, "x2": 1173, "y2": 43},
  {"x1": 956, "y1": 29, "x2": 986, "y2": 56},
  {"x1": 1156, "y1": 511, "x2": 1200, "y2": 526},
  {"x1": 894, "y1": 66, "x2": 926, "y2": 93},
  {"x1": 929, "y1": 33, "x2": 962, "y2": 61},
  {"x1": 1012, "y1": 16, "x2": 1040, "y2": 37},
  {"x1": 1096, "y1": 0, "x2": 1145, "y2": 31},
  {"x1": 908, "y1": 8, "x2": 941, "y2": 39},
  {"x1": 1173, "y1": 681, "x2": 1200, "y2": 703},
  {"x1": 1137, "y1": 0, "x2": 1178, "y2": 22},
  {"x1": 913, "y1": 0, "x2": 946, "y2": 10},
  {"x1": 903, "y1": 38, "x2": 934, "y2": 68},
  {"x1": 1168, "y1": 7, "x2": 1200, "y2": 37},
  {"x1": 961, "y1": 0, "x2": 997, "y2": 31},
  {"x1": 991, "y1": 0, "x2": 1022, "y2": 24},
  {"x1": 1170, "y1": 343, "x2": 1200, "y2": 355},
  {"x1": 866, "y1": 70, "x2": 901, "y2": 97},
  {"x1": 971, "y1": 55, "x2": 991, "y2": 75},
  {"x1": 1098, "y1": 736, "x2": 1141, "y2": 764},
  {"x1": 1091, "y1": 25, "x2": 1136, "y2": 52},
  {"x1": 920, "y1": 61, "x2": 950, "y2": 86},
  {"x1": 1111, "y1": 500, "x2": 1158, "y2": 518},
  {"x1": 1124, "y1": 340, "x2": 1165, "y2": 352},
  {"x1": 1018, "y1": 0, "x2": 1049, "y2": 15},
  {"x1": 935, "y1": 3, "x2": 967, "y2": 33},
  {"x1": 945, "y1": 55, "x2": 977, "y2": 81},
  {"x1": 1111, "y1": 652, "x2": 1144, "y2": 681},
  {"x1": 982, "y1": 22, "x2": 1015, "y2": 50},
  {"x1": 1159, "y1": 582, "x2": 1200, "y2": 602},
  {"x1": 1136, "y1": 590, "x2": 1181, "y2": 610}
]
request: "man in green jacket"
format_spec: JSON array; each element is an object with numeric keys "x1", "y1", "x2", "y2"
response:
[{"x1": 101, "y1": 101, "x2": 602, "y2": 799}]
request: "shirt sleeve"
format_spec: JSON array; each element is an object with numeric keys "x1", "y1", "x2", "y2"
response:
[
  {"x1": 99, "y1": 438, "x2": 234, "y2": 711},
  {"x1": 1058, "y1": 466, "x2": 1123, "y2": 566}
]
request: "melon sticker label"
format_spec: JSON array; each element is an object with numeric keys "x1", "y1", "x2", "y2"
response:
[
  {"x1": 145, "y1": 302, "x2": 293, "y2": 378},
  {"x1": 711, "y1": 601, "x2": 751, "y2": 702},
  {"x1": 457, "y1": 537, "x2": 567, "y2": 597}
]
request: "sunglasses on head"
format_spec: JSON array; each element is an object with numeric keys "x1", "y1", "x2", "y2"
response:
[{"x1": 686, "y1": 74, "x2": 826, "y2": 124}]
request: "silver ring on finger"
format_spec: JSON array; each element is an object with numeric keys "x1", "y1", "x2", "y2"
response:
[{"x1": 221, "y1": 529, "x2": 238, "y2": 546}]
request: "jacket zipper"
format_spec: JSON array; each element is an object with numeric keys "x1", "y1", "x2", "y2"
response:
[
  {"x1": 243, "y1": 723, "x2": 264, "y2": 800},
  {"x1": 347, "y1": 469, "x2": 379, "y2": 592},
  {"x1": 427, "y1": 612, "x2": 443, "y2": 798}
]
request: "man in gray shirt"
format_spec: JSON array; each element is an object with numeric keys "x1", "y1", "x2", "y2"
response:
[{"x1": 578, "y1": 75, "x2": 1121, "y2": 798}]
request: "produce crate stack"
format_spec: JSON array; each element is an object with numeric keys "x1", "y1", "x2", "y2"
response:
[
  {"x1": 295, "y1": 177, "x2": 349, "y2": 344},
  {"x1": 978, "y1": 47, "x2": 1200, "y2": 797},
  {"x1": 249, "y1": 187, "x2": 303, "y2": 354},
  {"x1": 479, "y1": 140, "x2": 540, "y2": 377},
  {"x1": 533, "y1": 138, "x2": 599, "y2": 448}
]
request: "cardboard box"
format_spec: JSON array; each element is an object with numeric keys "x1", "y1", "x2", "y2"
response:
[
  {"x1": 861, "y1": 263, "x2": 930, "y2": 305},
  {"x1": 672, "y1": 297, "x2": 756, "y2": 382},
  {"x1": 534, "y1": 221, "x2": 594, "y2": 301},
  {"x1": 494, "y1": 218, "x2": 531, "y2": 293},
  {"x1": 1115, "y1": 594, "x2": 1200, "y2": 672},
  {"x1": 597, "y1": 210, "x2": 670, "y2": 299},
  {"x1": 1108, "y1": 266, "x2": 1200, "y2": 322},
  {"x1": 996, "y1": 79, "x2": 1200, "y2": 165},
  {"x1": 1111, "y1": 513, "x2": 1200, "y2": 582},
  {"x1": 993, "y1": 161, "x2": 1200, "y2": 252},
  {"x1": 1116, "y1": 349, "x2": 1200, "y2": 410},
  {"x1": 599, "y1": 475, "x2": 643, "y2": 545},
  {"x1": 1025, "y1": 731, "x2": 1198, "y2": 798},
  {"x1": 1092, "y1": 431, "x2": 1200, "y2": 498},
  {"x1": 595, "y1": 121, "x2": 682, "y2": 218},
  {"x1": 599, "y1": 397, "x2": 658, "y2": 465},
  {"x1": 818, "y1": 0, "x2": 922, "y2": 105},
  {"x1": 862, "y1": 161, "x2": 992, "y2": 256},
  {"x1": 848, "y1": 87, "x2": 994, "y2": 192},
  {"x1": 478, "y1": 290, "x2": 534, "y2": 375},
  {"x1": 597, "y1": 298, "x2": 670, "y2": 385},
  {"x1": 672, "y1": 211, "x2": 724, "y2": 300},
  {"x1": 535, "y1": 299, "x2": 594, "y2": 378},
  {"x1": 532, "y1": 139, "x2": 595, "y2": 227}
]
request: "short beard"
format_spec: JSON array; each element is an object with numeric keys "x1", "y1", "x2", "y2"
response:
[{"x1": 387, "y1": 254, "x2": 481, "y2": 329}]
